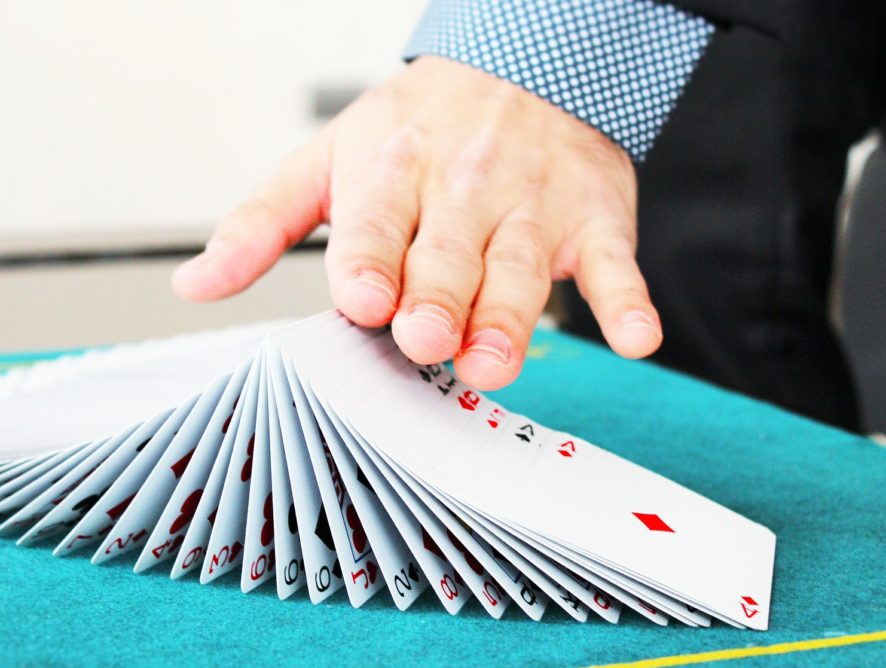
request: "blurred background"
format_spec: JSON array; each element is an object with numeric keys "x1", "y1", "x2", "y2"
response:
[
  {"x1": 0, "y1": 0, "x2": 422, "y2": 349},
  {"x1": 1, "y1": 1, "x2": 884, "y2": 432}
]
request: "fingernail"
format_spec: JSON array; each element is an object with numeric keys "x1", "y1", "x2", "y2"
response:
[
  {"x1": 619, "y1": 310, "x2": 657, "y2": 331},
  {"x1": 354, "y1": 270, "x2": 397, "y2": 307},
  {"x1": 464, "y1": 328, "x2": 511, "y2": 365},
  {"x1": 403, "y1": 304, "x2": 455, "y2": 335}
]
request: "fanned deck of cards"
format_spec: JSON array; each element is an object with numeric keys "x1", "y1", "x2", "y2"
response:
[{"x1": 0, "y1": 311, "x2": 775, "y2": 629}]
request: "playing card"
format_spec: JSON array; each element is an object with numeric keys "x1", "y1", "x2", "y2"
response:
[
  {"x1": 55, "y1": 399, "x2": 198, "y2": 558},
  {"x1": 170, "y1": 355, "x2": 261, "y2": 580},
  {"x1": 17, "y1": 427, "x2": 139, "y2": 546},
  {"x1": 279, "y1": 319, "x2": 385, "y2": 607},
  {"x1": 322, "y1": 347, "x2": 514, "y2": 619},
  {"x1": 309, "y1": 336, "x2": 471, "y2": 615},
  {"x1": 0, "y1": 442, "x2": 91, "y2": 512},
  {"x1": 126, "y1": 365, "x2": 247, "y2": 573},
  {"x1": 94, "y1": 371, "x2": 235, "y2": 566},
  {"x1": 266, "y1": 384, "x2": 306, "y2": 599},
  {"x1": 0, "y1": 311, "x2": 776, "y2": 630},
  {"x1": 241, "y1": 355, "x2": 276, "y2": 592},
  {"x1": 0, "y1": 440, "x2": 106, "y2": 535},
  {"x1": 291, "y1": 325, "x2": 429, "y2": 610},
  {"x1": 200, "y1": 350, "x2": 266, "y2": 584},
  {"x1": 345, "y1": 356, "x2": 775, "y2": 629}
]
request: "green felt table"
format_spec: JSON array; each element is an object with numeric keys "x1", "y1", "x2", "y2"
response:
[{"x1": 1, "y1": 328, "x2": 885, "y2": 668}]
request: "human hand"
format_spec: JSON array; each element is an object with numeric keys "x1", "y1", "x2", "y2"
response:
[{"x1": 172, "y1": 56, "x2": 662, "y2": 390}]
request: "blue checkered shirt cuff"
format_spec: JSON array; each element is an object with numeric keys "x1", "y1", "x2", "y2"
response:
[{"x1": 404, "y1": 0, "x2": 714, "y2": 162}]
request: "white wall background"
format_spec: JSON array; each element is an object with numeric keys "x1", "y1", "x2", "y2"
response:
[{"x1": 0, "y1": 0, "x2": 424, "y2": 246}]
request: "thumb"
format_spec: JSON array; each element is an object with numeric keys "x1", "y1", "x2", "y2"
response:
[{"x1": 172, "y1": 132, "x2": 332, "y2": 302}]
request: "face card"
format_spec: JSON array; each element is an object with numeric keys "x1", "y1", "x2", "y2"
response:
[
  {"x1": 323, "y1": 344, "x2": 512, "y2": 619},
  {"x1": 294, "y1": 325, "x2": 430, "y2": 610},
  {"x1": 279, "y1": 318, "x2": 385, "y2": 608},
  {"x1": 310, "y1": 341, "x2": 476, "y2": 615},
  {"x1": 0, "y1": 309, "x2": 775, "y2": 631}
]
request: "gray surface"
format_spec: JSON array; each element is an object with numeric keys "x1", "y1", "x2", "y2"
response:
[
  {"x1": 0, "y1": 250, "x2": 332, "y2": 351},
  {"x1": 841, "y1": 142, "x2": 886, "y2": 432}
]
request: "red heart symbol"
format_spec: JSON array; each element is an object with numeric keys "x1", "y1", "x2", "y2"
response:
[
  {"x1": 346, "y1": 505, "x2": 367, "y2": 553},
  {"x1": 458, "y1": 396, "x2": 476, "y2": 411},
  {"x1": 367, "y1": 561, "x2": 379, "y2": 584},
  {"x1": 487, "y1": 419, "x2": 499, "y2": 428}
]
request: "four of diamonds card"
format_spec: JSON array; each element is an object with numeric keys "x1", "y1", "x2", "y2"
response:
[{"x1": 0, "y1": 311, "x2": 775, "y2": 629}]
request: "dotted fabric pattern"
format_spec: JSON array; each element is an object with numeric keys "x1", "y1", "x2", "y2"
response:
[{"x1": 404, "y1": 0, "x2": 714, "y2": 162}]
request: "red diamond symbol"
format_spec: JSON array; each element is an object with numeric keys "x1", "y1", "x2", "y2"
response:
[
  {"x1": 633, "y1": 512, "x2": 675, "y2": 533},
  {"x1": 741, "y1": 596, "x2": 758, "y2": 606}
]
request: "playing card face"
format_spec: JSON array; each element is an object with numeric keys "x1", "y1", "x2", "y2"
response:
[
  {"x1": 200, "y1": 350, "x2": 266, "y2": 585},
  {"x1": 0, "y1": 442, "x2": 91, "y2": 513},
  {"x1": 48, "y1": 411, "x2": 176, "y2": 557},
  {"x1": 320, "y1": 347, "x2": 514, "y2": 619},
  {"x1": 241, "y1": 356, "x2": 276, "y2": 593},
  {"x1": 250, "y1": 314, "x2": 347, "y2": 603},
  {"x1": 266, "y1": 345, "x2": 343, "y2": 603},
  {"x1": 438, "y1": 492, "x2": 594, "y2": 623},
  {"x1": 134, "y1": 362, "x2": 252, "y2": 575},
  {"x1": 279, "y1": 319, "x2": 385, "y2": 608},
  {"x1": 291, "y1": 325, "x2": 432, "y2": 611},
  {"x1": 17, "y1": 427, "x2": 140, "y2": 546},
  {"x1": 95, "y1": 371, "x2": 236, "y2": 566},
  {"x1": 0, "y1": 311, "x2": 776, "y2": 630},
  {"x1": 170, "y1": 356, "x2": 261, "y2": 581},
  {"x1": 309, "y1": 338, "x2": 472, "y2": 615},
  {"x1": 55, "y1": 399, "x2": 198, "y2": 558},
  {"x1": 266, "y1": 388, "x2": 305, "y2": 599},
  {"x1": 0, "y1": 440, "x2": 107, "y2": 536},
  {"x1": 344, "y1": 356, "x2": 775, "y2": 629}
]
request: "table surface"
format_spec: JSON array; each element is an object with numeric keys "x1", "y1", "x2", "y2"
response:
[{"x1": 1, "y1": 328, "x2": 884, "y2": 668}]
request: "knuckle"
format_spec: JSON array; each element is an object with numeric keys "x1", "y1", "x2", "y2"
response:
[
  {"x1": 227, "y1": 197, "x2": 291, "y2": 248},
  {"x1": 411, "y1": 231, "x2": 484, "y2": 273},
  {"x1": 377, "y1": 125, "x2": 426, "y2": 174},
  {"x1": 602, "y1": 285, "x2": 649, "y2": 309},
  {"x1": 486, "y1": 235, "x2": 549, "y2": 280},
  {"x1": 582, "y1": 229, "x2": 636, "y2": 264},
  {"x1": 358, "y1": 213, "x2": 413, "y2": 251},
  {"x1": 233, "y1": 196, "x2": 282, "y2": 225},
  {"x1": 448, "y1": 133, "x2": 501, "y2": 192},
  {"x1": 402, "y1": 287, "x2": 469, "y2": 316},
  {"x1": 335, "y1": 207, "x2": 412, "y2": 256},
  {"x1": 476, "y1": 302, "x2": 543, "y2": 341}
]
